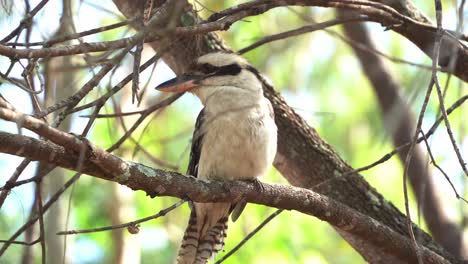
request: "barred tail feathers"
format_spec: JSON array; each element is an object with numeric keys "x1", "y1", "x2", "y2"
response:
[
  {"x1": 194, "y1": 216, "x2": 228, "y2": 263},
  {"x1": 177, "y1": 210, "x2": 199, "y2": 264},
  {"x1": 177, "y1": 202, "x2": 230, "y2": 264}
]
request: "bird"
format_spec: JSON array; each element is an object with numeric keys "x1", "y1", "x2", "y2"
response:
[{"x1": 156, "y1": 52, "x2": 277, "y2": 264}]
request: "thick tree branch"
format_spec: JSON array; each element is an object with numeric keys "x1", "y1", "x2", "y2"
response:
[
  {"x1": 1, "y1": 0, "x2": 467, "y2": 82},
  {"x1": 207, "y1": 0, "x2": 468, "y2": 81},
  {"x1": 0, "y1": 107, "x2": 128, "y2": 177},
  {"x1": 0, "y1": 131, "x2": 453, "y2": 264}
]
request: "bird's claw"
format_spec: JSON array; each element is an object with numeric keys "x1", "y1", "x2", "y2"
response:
[{"x1": 246, "y1": 178, "x2": 264, "y2": 193}]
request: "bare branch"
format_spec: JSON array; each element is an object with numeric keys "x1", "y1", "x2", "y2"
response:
[
  {"x1": 419, "y1": 131, "x2": 468, "y2": 203},
  {"x1": 1, "y1": 0, "x2": 466, "y2": 83},
  {"x1": 0, "y1": 104, "x2": 129, "y2": 177},
  {"x1": 57, "y1": 199, "x2": 185, "y2": 235},
  {"x1": 35, "y1": 46, "x2": 132, "y2": 118},
  {"x1": 0, "y1": 172, "x2": 82, "y2": 256},
  {"x1": 314, "y1": 94, "x2": 468, "y2": 186},
  {"x1": 5, "y1": 20, "x2": 136, "y2": 47},
  {"x1": 238, "y1": 16, "x2": 372, "y2": 54},
  {"x1": 208, "y1": 0, "x2": 468, "y2": 81},
  {"x1": 1, "y1": 0, "x2": 50, "y2": 43},
  {"x1": 215, "y1": 209, "x2": 283, "y2": 263},
  {"x1": 0, "y1": 159, "x2": 31, "y2": 208},
  {"x1": 0, "y1": 131, "x2": 455, "y2": 263},
  {"x1": 0, "y1": 239, "x2": 40, "y2": 246},
  {"x1": 67, "y1": 54, "x2": 161, "y2": 115},
  {"x1": 35, "y1": 182, "x2": 46, "y2": 264}
]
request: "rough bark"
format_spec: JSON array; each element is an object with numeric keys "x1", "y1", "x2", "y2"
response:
[
  {"x1": 110, "y1": 0, "x2": 461, "y2": 262},
  {"x1": 373, "y1": 0, "x2": 468, "y2": 81},
  {"x1": 0, "y1": 131, "x2": 456, "y2": 264}
]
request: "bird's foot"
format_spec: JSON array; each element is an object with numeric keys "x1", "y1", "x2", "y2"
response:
[{"x1": 245, "y1": 178, "x2": 265, "y2": 193}]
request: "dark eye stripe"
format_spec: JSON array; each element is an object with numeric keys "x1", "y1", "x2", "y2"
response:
[
  {"x1": 214, "y1": 63, "x2": 241, "y2": 76},
  {"x1": 194, "y1": 63, "x2": 242, "y2": 76}
]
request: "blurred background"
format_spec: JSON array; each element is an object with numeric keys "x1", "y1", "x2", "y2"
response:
[{"x1": 0, "y1": 0, "x2": 467, "y2": 263}]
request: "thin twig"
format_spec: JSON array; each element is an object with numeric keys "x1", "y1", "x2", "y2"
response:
[
  {"x1": 130, "y1": 95, "x2": 166, "y2": 160},
  {"x1": 129, "y1": 137, "x2": 179, "y2": 170},
  {"x1": 1, "y1": 0, "x2": 50, "y2": 43},
  {"x1": 0, "y1": 72, "x2": 41, "y2": 94},
  {"x1": 132, "y1": 39, "x2": 144, "y2": 103},
  {"x1": 419, "y1": 131, "x2": 468, "y2": 204},
  {"x1": 402, "y1": 77, "x2": 434, "y2": 264},
  {"x1": 131, "y1": 0, "x2": 154, "y2": 105},
  {"x1": 137, "y1": 52, "x2": 159, "y2": 107},
  {"x1": 432, "y1": 67, "x2": 468, "y2": 177},
  {"x1": 288, "y1": 8, "x2": 437, "y2": 71},
  {"x1": 215, "y1": 209, "x2": 283, "y2": 264},
  {"x1": 6, "y1": 19, "x2": 135, "y2": 47},
  {"x1": 107, "y1": 93, "x2": 183, "y2": 152},
  {"x1": 79, "y1": 109, "x2": 148, "y2": 118},
  {"x1": 67, "y1": 54, "x2": 160, "y2": 115},
  {"x1": 0, "y1": 165, "x2": 54, "y2": 192},
  {"x1": 36, "y1": 45, "x2": 132, "y2": 118},
  {"x1": 0, "y1": 159, "x2": 31, "y2": 208},
  {"x1": 0, "y1": 106, "x2": 127, "y2": 173},
  {"x1": 312, "y1": 94, "x2": 468, "y2": 191},
  {"x1": 400, "y1": 1, "x2": 445, "y2": 262},
  {"x1": 379, "y1": 94, "x2": 466, "y2": 168},
  {"x1": 238, "y1": 17, "x2": 372, "y2": 54},
  {"x1": 35, "y1": 180, "x2": 46, "y2": 264},
  {"x1": 57, "y1": 199, "x2": 185, "y2": 235},
  {"x1": 62, "y1": 179, "x2": 76, "y2": 264},
  {"x1": 0, "y1": 239, "x2": 40, "y2": 246},
  {"x1": 0, "y1": 173, "x2": 82, "y2": 256}
]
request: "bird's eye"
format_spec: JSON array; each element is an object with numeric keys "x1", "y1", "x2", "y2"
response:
[{"x1": 198, "y1": 63, "x2": 218, "y2": 74}]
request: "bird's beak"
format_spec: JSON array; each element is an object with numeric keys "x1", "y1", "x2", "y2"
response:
[{"x1": 155, "y1": 74, "x2": 204, "y2": 93}]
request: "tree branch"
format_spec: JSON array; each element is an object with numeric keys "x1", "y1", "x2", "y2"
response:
[
  {"x1": 2, "y1": 0, "x2": 467, "y2": 82},
  {"x1": 209, "y1": 0, "x2": 468, "y2": 82},
  {"x1": 0, "y1": 131, "x2": 453, "y2": 264},
  {"x1": 0, "y1": 106, "x2": 128, "y2": 177}
]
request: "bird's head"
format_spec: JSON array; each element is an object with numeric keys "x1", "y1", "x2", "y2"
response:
[{"x1": 156, "y1": 52, "x2": 263, "y2": 104}]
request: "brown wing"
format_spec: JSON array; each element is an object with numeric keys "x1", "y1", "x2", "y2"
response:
[{"x1": 187, "y1": 108, "x2": 205, "y2": 177}]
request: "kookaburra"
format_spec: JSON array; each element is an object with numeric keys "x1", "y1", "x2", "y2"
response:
[{"x1": 156, "y1": 52, "x2": 277, "y2": 264}]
